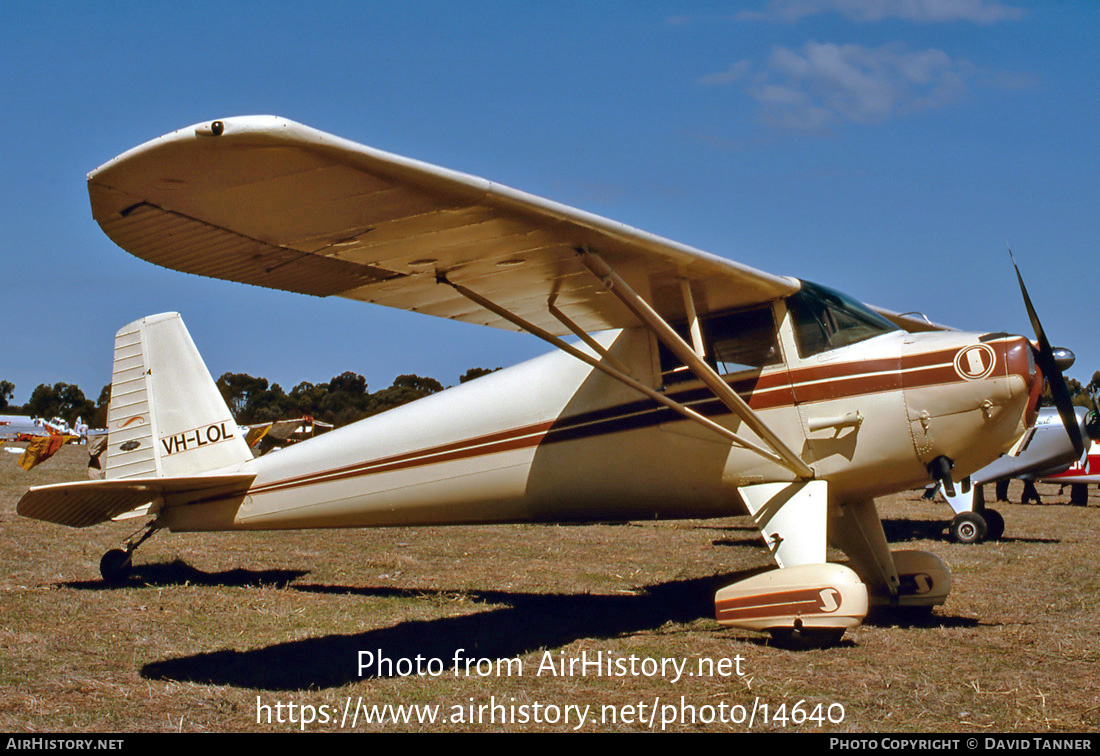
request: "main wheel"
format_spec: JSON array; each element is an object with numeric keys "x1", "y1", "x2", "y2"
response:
[
  {"x1": 889, "y1": 605, "x2": 936, "y2": 624},
  {"x1": 949, "y1": 512, "x2": 987, "y2": 544},
  {"x1": 769, "y1": 627, "x2": 846, "y2": 649},
  {"x1": 100, "y1": 549, "x2": 132, "y2": 583},
  {"x1": 983, "y1": 508, "x2": 1005, "y2": 540}
]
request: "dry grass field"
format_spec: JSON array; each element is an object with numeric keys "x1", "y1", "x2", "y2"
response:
[{"x1": 2, "y1": 444, "x2": 1098, "y2": 733}]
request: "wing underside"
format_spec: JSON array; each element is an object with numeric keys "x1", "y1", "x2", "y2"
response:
[{"x1": 89, "y1": 116, "x2": 799, "y2": 333}]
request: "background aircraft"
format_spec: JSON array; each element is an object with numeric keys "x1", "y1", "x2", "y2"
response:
[
  {"x1": 0, "y1": 415, "x2": 42, "y2": 439},
  {"x1": 934, "y1": 404, "x2": 1096, "y2": 542},
  {"x1": 1038, "y1": 440, "x2": 1100, "y2": 502}
]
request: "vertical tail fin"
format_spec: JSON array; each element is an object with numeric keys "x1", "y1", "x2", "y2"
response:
[{"x1": 106, "y1": 313, "x2": 252, "y2": 479}]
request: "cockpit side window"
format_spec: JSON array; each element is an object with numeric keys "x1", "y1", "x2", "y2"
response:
[
  {"x1": 787, "y1": 280, "x2": 899, "y2": 359},
  {"x1": 658, "y1": 305, "x2": 781, "y2": 385},
  {"x1": 707, "y1": 307, "x2": 782, "y2": 374}
]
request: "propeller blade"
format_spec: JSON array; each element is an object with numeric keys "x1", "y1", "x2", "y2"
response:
[{"x1": 1010, "y1": 252, "x2": 1085, "y2": 458}]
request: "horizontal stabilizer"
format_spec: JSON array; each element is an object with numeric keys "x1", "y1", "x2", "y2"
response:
[{"x1": 17, "y1": 473, "x2": 255, "y2": 528}]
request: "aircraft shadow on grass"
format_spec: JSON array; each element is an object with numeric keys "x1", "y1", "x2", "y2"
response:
[
  {"x1": 133, "y1": 563, "x2": 981, "y2": 691},
  {"x1": 136, "y1": 566, "x2": 837, "y2": 690},
  {"x1": 63, "y1": 559, "x2": 308, "y2": 590},
  {"x1": 711, "y1": 536, "x2": 764, "y2": 548}
]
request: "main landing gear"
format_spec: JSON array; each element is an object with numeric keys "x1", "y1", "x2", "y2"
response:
[
  {"x1": 99, "y1": 522, "x2": 160, "y2": 584},
  {"x1": 715, "y1": 562, "x2": 869, "y2": 648},
  {"x1": 715, "y1": 485, "x2": 953, "y2": 648},
  {"x1": 768, "y1": 624, "x2": 847, "y2": 650}
]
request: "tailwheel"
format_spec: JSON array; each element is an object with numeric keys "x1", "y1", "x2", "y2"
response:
[
  {"x1": 948, "y1": 511, "x2": 987, "y2": 544},
  {"x1": 983, "y1": 508, "x2": 1005, "y2": 540},
  {"x1": 99, "y1": 521, "x2": 161, "y2": 584},
  {"x1": 99, "y1": 549, "x2": 133, "y2": 583}
]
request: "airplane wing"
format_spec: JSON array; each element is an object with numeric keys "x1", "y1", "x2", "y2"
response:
[{"x1": 88, "y1": 116, "x2": 799, "y2": 334}]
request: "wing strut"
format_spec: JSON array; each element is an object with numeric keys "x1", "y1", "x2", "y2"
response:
[
  {"x1": 680, "y1": 277, "x2": 707, "y2": 358},
  {"x1": 442, "y1": 259, "x2": 814, "y2": 479},
  {"x1": 579, "y1": 250, "x2": 814, "y2": 480},
  {"x1": 442, "y1": 275, "x2": 793, "y2": 467},
  {"x1": 547, "y1": 295, "x2": 632, "y2": 375}
]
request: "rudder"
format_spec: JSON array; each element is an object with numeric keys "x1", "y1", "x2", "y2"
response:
[{"x1": 106, "y1": 313, "x2": 252, "y2": 479}]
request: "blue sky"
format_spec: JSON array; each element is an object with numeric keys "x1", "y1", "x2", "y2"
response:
[{"x1": 2, "y1": 1, "x2": 1097, "y2": 406}]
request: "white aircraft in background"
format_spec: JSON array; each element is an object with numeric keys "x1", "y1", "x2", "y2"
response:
[
  {"x1": 0, "y1": 415, "x2": 84, "y2": 439},
  {"x1": 18, "y1": 116, "x2": 1082, "y2": 646},
  {"x1": 0, "y1": 415, "x2": 41, "y2": 439},
  {"x1": 933, "y1": 403, "x2": 1096, "y2": 543}
]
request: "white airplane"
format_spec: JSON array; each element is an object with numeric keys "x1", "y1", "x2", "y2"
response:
[
  {"x1": 0, "y1": 415, "x2": 84, "y2": 440},
  {"x1": 0, "y1": 415, "x2": 41, "y2": 439},
  {"x1": 17, "y1": 116, "x2": 1081, "y2": 646},
  {"x1": 933, "y1": 404, "x2": 1095, "y2": 543}
]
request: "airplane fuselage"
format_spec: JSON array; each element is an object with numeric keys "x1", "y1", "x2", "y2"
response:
[{"x1": 162, "y1": 307, "x2": 1036, "y2": 533}]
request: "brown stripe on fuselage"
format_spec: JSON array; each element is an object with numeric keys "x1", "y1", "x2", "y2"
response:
[
  {"x1": 792, "y1": 372, "x2": 902, "y2": 404},
  {"x1": 252, "y1": 431, "x2": 551, "y2": 495},
  {"x1": 786, "y1": 357, "x2": 900, "y2": 384},
  {"x1": 248, "y1": 420, "x2": 556, "y2": 494},
  {"x1": 247, "y1": 343, "x2": 1010, "y2": 497}
]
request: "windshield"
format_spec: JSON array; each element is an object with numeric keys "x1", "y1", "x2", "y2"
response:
[{"x1": 787, "y1": 280, "x2": 899, "y2": 358}]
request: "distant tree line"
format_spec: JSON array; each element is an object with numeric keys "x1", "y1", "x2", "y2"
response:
[
  {"x1": 7, "y1": 365, "x2": 1093, "y2": 431},
  {"x1": 1, "y1": 381, "x2": 109, "y2": 428},
  {"x1": 216, "y1": 371, "x2": 447, "y2": 426},
  {"x1": 1040, "y1": 371, "x2": 1100, "y2": 411},
  {"x1": 0, "y1": 367, "x2": 501, "y2": 429}
]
